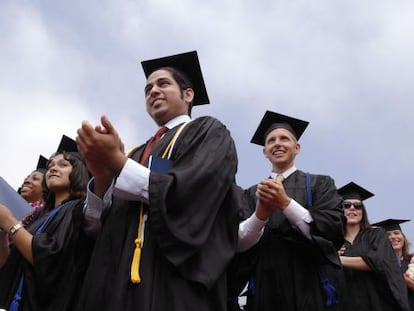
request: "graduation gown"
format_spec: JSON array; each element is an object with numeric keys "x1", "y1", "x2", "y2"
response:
[
  {"x1": 76, "y1": 116, "x2": 241, "y2": 311},
  {"x1": 342, "y1": 228, "x2": 409, "y2": 311},
  {"x1": 232, "y1": 171, "x2": 345, "y2": 311},
  {"x1": 401, "y1": 256, "x2": 414, "y2": 311},
  {"x1": 0, "y1": 198, "x2": 92, "y2": 311}
]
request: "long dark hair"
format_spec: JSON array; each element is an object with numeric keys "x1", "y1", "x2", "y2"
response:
[
  {"x1": 343, "y1": 200, "x2": 372, "y2": 231},
  {"x1": 359, "y1": 204, "x2": 372, "y2": 230},
  {"x1": 42, "y1": 152, "x2": 89, "y2": 211},
  {"x1": 401, "y1": 231, "x2": 412, "y2": 260}
]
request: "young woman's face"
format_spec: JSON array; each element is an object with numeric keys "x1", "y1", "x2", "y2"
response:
[
  {"x1": 343, "y1": 199, "x2": 364, "y2": 225},
  {"x1": 387, "y1": 229, "x2": 405, "y2": 253},
  {"x1": 20, "y1": 171, "x2": 44, "y2": 203},
  {"x1": 45, "y1": 154, "x2": 73, "y2": 192}
]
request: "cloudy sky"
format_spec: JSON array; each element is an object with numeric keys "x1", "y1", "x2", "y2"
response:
[{"x1": 1, "y1": 1, "x2": 414, "y2": 239}]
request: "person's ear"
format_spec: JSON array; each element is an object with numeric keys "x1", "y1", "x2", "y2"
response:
[
  {"x1": 294, "y1": 143, "x2": 301, "y2": 155},
  {"x1": 184, "y1": 88, "x2": 194, "y2": 105}
]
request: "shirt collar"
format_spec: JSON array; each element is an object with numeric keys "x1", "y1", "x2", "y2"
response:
[
  {"x1": 164, "y1": 114, "x2": 191, "y2": 130},
  {"x1": 270, "y1": 166, "x2": 297, "y2": 180}
]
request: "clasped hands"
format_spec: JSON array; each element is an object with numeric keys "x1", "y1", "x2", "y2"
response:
[
  {"x1": 76, "y1": 116, "x2": 126, "y2": 183},
  {"x1": 255, "y1": 178, "x2": 291, "y2": 220}
]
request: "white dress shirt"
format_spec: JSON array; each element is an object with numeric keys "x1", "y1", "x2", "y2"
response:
[
  {"x1": 83, "y1": 114, "x2": 191, "y2": 236},
  {"x1": 237, "y1": 166, "x2": 314, "y2": 252}
]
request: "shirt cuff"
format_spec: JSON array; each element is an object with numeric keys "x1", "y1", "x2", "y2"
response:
[
  {"x1": 83, "y1": 178, "x2": 113, "y2": 237},
  {"x1": 244, "y1": 213, "x2": 269, "y2": 232},
  {"x1": 283, "y1": 199, "x2": 313, "y2": 238},
  {"x1": 113, "y1": 158, "x2": 150, "y2": 202},
  {"x1": 237, "y1": 213, "x2": 268, "y2": 252}
]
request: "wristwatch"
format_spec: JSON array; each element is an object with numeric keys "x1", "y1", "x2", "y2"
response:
[{"x1": 9, "y1": 222, "x2": 23, "y2": 237}]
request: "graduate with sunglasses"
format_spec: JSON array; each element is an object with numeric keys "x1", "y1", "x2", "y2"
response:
[{"x1": 338, "y1": 182, "x2": 409, "y2": 311}]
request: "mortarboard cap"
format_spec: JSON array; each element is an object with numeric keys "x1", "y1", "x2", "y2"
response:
[
  {"x1": 36, "y1": 155, "x2": 48, "y2": 173},
  {"x1": 55, "y1": 135, "x2": 91, "y2": 178},
  {"x1": 55, "y1": 134, "x2": 86, "y2": 164},
  {"x1": 36, "y1": 155, "x2": 48, "y2": 170},
  {"x1": 337, "y1": 182, "x2": 374, "y2": 201},
  {"x1": 371, "y1": 219, "x2": 410, "y2": 231},
  {"x1": 57, "y1": 135, "x2": 78, "y2": 153},
  {"x1": 251, "y1": 110, "x2": 309, "y2": 146},
  {"x1": 141, "y1": 50, "x2": 209, "y2": 106}
]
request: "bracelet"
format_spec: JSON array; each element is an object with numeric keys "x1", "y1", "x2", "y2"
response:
[{"x1": 9, "y1": 222, "x2": 24, "y2": 237}]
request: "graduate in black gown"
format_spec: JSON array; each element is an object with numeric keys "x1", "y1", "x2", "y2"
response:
[
  {"x1": 18, "y1": 155, "x2": 47, "y2": 206},
  {"x1": 0, "y1": 136, "x2": 92, "y2": 311},
  {"x1": 337, "y1": 183, "x2": 409, "y2": 311},
  {"x1": 230, "y1": 111, "x2": 346, "y2": 311},
  {"x1": 76, "y1": 51, "x2": 241, "y2": 311},
  {"x1": 372, "y1": 219, "x2": 414, "y2": 311},
  {"x1": 18, "y1": 155, "x2": 47, "y2": 227}
]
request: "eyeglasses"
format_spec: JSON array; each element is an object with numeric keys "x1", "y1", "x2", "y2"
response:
[{"x1": 342, "y1": 202, "x2": 363, "y2": 209}]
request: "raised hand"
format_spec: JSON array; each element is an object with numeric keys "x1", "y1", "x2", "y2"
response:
[
  {"x1": 77, "y1": 116, "x2": 127, "y2": 196},
  {"x1": 256, "y1": 178, "x2": 290, "y2": 208},
  {"x1": 255, "y1": 178, "x2": 291, "y2": 220}
]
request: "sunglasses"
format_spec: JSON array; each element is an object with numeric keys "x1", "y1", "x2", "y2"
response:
[{"x1": 342, "y1": 202, "x2": 363, "y2": 209}]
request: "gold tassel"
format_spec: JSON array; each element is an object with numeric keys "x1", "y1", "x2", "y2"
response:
[
  {"x1": 129, "y1": 122, "x2": 189, "y2": 284},
  {"x1": 130, "y1": 204, "x2": 144, "y2": 283}
]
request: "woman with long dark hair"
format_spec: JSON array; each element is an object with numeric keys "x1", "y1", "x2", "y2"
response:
[
  {"x1": 338, "y1": 182, "x2": 409, "y2": 311},
  {"x1": 0, "y1": 138, "x2": 91, "y2": 311},
  {"x1": 18, "y1": 155, "x2": 47, "y2": 227},
  {"x1": 372, "y1": 219, "x2": 414, "y2": 310}
]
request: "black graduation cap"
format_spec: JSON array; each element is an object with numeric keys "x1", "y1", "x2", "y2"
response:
[
  {"x1": 251, "y1": 110, "x2": 309, "y2": 146},
  {"x1": 371, "y1": 219, "x2": 410, "y2": 231},
  {"x1": 141, "y1": 50, "x2": 209, "y2": 106},
  {"x1": 36, "y1": 155, "x2": 48, "y2": 173},
  {"x1": 55, "y1": 135, "x2": 92, "y2": 178},
  {"x1": 337, "y1": 182, "x2": 374, "y2": 201},
  {"x1": 55, "y1": 134, "x2": 86, "y2": 164},
  {"x1": 57, "y1": 135, "x2": 78, "y2": 153},
  {"x1": 36, "y1": 155, "x2": 48, "y2": 170}
]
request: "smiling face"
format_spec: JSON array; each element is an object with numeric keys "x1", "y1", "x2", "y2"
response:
[
  {"x1": 45, "y1": 153, "x2": 73, "y2": 195},
  {"x1": 262, "y1": 128, "x2": 300, "y2": 172},
  {"x1": 386, "y1": 229, "x2": 405, "y2": 254},
  {"x1": 144, "y1": 69, "x2": 194, "y2": 126},
  {"x1": 343, "y1": 199, "x2": 364, "y2": 225},
  {"x1": 20, "y1": 170, "x2": 44, "y2": 203}
]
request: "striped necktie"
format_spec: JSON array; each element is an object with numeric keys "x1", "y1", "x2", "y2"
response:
[{"x1": 139, "y1": 126, "x2": 168, "y2": 164}]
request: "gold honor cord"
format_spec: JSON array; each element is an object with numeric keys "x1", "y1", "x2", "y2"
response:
[{"x1": 130, "y1": 121, "x2": 190, "y2": 283}]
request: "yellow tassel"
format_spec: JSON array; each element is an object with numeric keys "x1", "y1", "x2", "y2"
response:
[
  {"x1": 130, "y1": 238, "x2": 142, "y2": 284},
  {"x1": 130, "y1": 205, "x2": 144, "y2": 284},
  {"x1": 129, "y1": 122, "x2": 188, "y2": 284}
]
